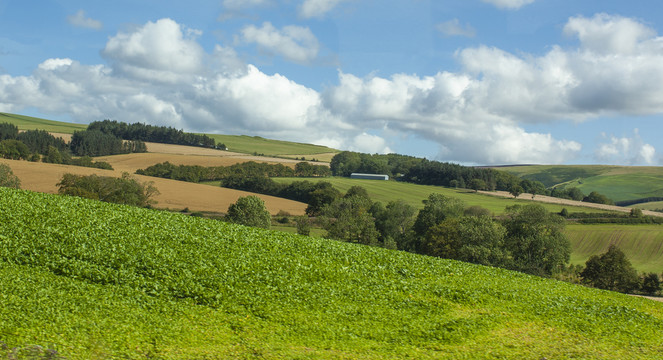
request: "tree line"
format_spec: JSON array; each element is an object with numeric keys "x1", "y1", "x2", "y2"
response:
[
  {"x1": 136, "y1": 161, "x2": 331, "y2": 183},
  {"x1": 87, "y1": 120, "x2": 225, "y2": 149},
  {"x1": 0, "y1": 123, "x2": 114, "y2": 169},
  {"x1": 330, "y1": 151, "x2": 614, "y2": 205}
]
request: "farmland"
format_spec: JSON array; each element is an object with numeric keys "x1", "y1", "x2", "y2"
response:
[
  {"x1": 1, "y1": 187, "x2": 663, "y2": 359},
  {"x1": 566, "y1": 224, "x2": 663, "y2": 273},
  {"x1": 503, "y1": 165, "x2": 663, "y2": 203},
  {"x1": 0, "y1": 159, "x2": 307, "y2": 215},
  {"x1": 271, "y1": 177, "x2": 612, "y2": 215}
]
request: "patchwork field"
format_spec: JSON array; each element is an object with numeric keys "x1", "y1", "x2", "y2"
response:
[
  {"x1": 0, "y1": 159, "x2": 306, "y2": 215},
  {"x1": 2, "y1": 187, "x2": 662, "y2": 359},
  {"x1": 271, "y1": 177, "x2": 619, "y2": 215},
  {"x1": 503, "y1": 165, "x2": 663, "y2": 203}
]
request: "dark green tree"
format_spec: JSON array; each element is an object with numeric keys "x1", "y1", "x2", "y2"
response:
[
  {"x1": 502, "y1": 204, "x2": 571, "y2": 276},
  {"x1": 421, "y1": 216, "x2": 509, "y2": 267},
  {"x1": 469, "y1": 178, "x2": 486, "y2": 192},
  {"x1": 0, "y1": 140, "x2": 31, "y2": 160},
  {"x1": 319, "y1": 195, "x2": 379, "y2": 245},
  {"x1": 372, "y1": 200, "x2": 417, "y2": 250},
  {"x1": 305, "y1": 182, "x2": 342, "y2": 216},
  {"x1": 225, "y1": 196, "x2": 271, "y2": 229},
  {"x1": 583, "y1": 191, "x2": 614, "y2": 205},
  {"x1": 580, "y1": 245, "x2": 640, "y2": 293},
  {"x1": 330, "y1": 151, "x2": 362, "y2": 176},
  {"x1": 509, "y1": 184, "x2": 524, "y2": 198},
  {"x1": 0, "y1": 163, "x2": 21, "y2": 189},
  {"x1": 413, "y1": 193, "x2": 465, "y2": 238},
  {"x1": 641, "y1": 273, "x2": 661, "y2": 296},
  {"x1": 57, "y1": 172, "x2": 159, "y2": 207}
]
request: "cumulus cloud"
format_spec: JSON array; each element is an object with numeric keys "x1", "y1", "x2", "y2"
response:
[
  {"x1": 239, "y1": 22, "x2": 320, "y2": 63},
  {"x1": 67, "y1": 10, "x2": 102, "y2": 30},
  {"x1": 4, "y1": 14, "x2": 663, "y2": 165},
  {"x1": 299, "y1": 0, "x2": 349, "y2": 19},
  {"x1": 436, "y1": 19, "x2": 476, "y2": 38},
  {"x1": 595, "y1": 130, "x2": 657, "y2": 165},
  {"x1": 481, "y1": 0, "x2": 535, "y2": 10}
]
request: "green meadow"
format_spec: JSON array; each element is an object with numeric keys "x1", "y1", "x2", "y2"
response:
[
  {"x1": 271, "y1": 177, "x2": 607, "y2": 215},
  {"x1": 1, "y1": 187, "x2": 662, "y2": 359},
  {"x1": 566, "y1": 224, "x2": 663, "y2": 273},
  {"x1": 504, "y1": 165, "x2": 663, "y2": 203},
  {"x1": 206, "y1": 134, "x2": 338, "y2": 159},
  {"x1": 0, "y1": 112, "x2": 87, "y2": 133}
]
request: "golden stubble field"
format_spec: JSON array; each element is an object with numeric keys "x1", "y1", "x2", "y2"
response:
[{"x1": 1, "y1": 142, "x2": 311, "y2": 215}]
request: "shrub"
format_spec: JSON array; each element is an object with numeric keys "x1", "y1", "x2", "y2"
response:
[
  {"x1": 57, "y1": 172, "x2": 159, "y2": 207},
  {"x1": 580, "y1": 245, "x2": 640, "y2": 293},
  {"x1": 0, "y1": 164, "x2": 20, "y2": 189},
  {"x1": 225, "y1": 196, "x2": 271, "y2": 229}
]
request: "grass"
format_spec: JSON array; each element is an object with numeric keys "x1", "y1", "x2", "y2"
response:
[
  {"x1": 205, "y1": 134, "x2": 338, "y2": 159},
  {"x1": 0, "y1": 112, "x2": 87, "y2": 133},
  {"x1": 566, "y1": 223, "x2": 663, "y2": 273},
  {"x1": 271, "y1": 177, "x2": 609, "y2": 215},
  {"x1": 1, "y1": 187, "x2": 662, "y2": 359},
  {"x1": 503, "y1": 165, "x2": 663, "y2": 203}
]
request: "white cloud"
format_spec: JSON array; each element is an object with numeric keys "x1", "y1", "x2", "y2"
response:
[
  {"x1": 481, "y1": 0, "x2": 535, "y2": 10},
  {"x1": 595, "y1": 129, "x2": 657, "y2": 165},
  {"x1": 102, "y1": 19, "x2": 205, "y2": 82},
  {"x1": 5, "y1": 15, "x2": 663, "y2": 165},
  {"x1": 299, "y1": 0, "x2": 349, "y2": 19},
  {"x1": 239, "y1": 22, "x2": 320, "y2": 63},
  {"x1": 67, "y1": 10, "x2": 103, "y2": 30},
  {"x1": 436, "y1": 19, "x2": 476, "y2": 38},
  {"x1": 564, "y1": 13, "x2": 656, "y2": 55}
]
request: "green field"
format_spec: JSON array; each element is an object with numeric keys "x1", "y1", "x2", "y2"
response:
[
  {"x1": 503, "y1": 165, "x2": 663, "y2": 203},
  {"x1": 566, "y1": 224, "x2": 663, "y2": 273},
  {"x1": 1, "y1": 187, "x2": 662, "y2": 359},
  {"x1": 0, "y1": 112, "x2": 87, "y2": 133},
  {"x1": 206, "y1": 134, "x2": 338, "y2": 159},
  {"x1": 0, "y1": 112, "x2": 339, "y2": 159},
  {"x1": 271, "y1": 177, "x2": 608, "y2": 215}
]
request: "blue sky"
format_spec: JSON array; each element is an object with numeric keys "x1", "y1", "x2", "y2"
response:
[{"x1": 2, "y1": 0, "x2": 663, "y2": 165}]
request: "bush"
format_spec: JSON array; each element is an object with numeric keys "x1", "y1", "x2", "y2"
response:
[
  {"x1": 57, "y1": 172, "x2": 159, "y2": 207},
  {"x1": 580, "y1": 245, "x2": 640, "y2": 294},
  {"x1": 225, "y1": 196, "x2": 271, "y2": 229},
  {"x1": 0, "y1": 164, "x2": 20, "y2": 189}
]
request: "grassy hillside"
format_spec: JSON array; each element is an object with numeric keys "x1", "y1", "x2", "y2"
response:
[
  {"x1": 206, "y1": 134, "x2": 338, "y2": 159},
  {"x1": 504, "y1": 165, "x2": 663, "y2": 203},
  {"x1": 566, "y1": 224, "x2": 663, "y2": 273},
  {"x1": 0, "y1": 112, "x2": 339, "y2": 159},
  {"x1": 0, "y1": 112, "x2": 87, "y2": 133},
  {"x1": 2, "y1": 187, "x2": 661, "y2": 359},
  {"x1": 270, "y1": 177, "x2": 608, "y2": 215}
]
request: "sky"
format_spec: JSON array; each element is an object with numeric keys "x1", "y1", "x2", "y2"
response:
[{"x1": 2, "y1": 0, "x2": 663, "y2": 166}]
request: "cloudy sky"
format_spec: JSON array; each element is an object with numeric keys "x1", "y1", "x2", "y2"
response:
[{"x1": 2, "y1": 0, "x2": 663, "y2": 165}]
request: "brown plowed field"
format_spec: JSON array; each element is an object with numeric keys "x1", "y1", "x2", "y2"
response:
[{"x1": 1, "y1": 159, "x2": 307, "y2": 215}]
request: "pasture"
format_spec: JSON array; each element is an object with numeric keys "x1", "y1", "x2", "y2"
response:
[
  {"x1": 1, "y1": 187, "x2": 662, "y2": 359},
  {"x1": 0, "y1": 112, "x2": 86, "y2": 133},
  {"x1": 203, "y1": 134, "x2": 338, "y2": 160},
  {"x1": 566, "y1": 224, "x2": 663, "y2": 273},
  {"x1": 271, "y1": 177, "x2": 612, "y2": 215},
  {"x1": 504, "y1": 165, "x2": 663, "y2": 203}
]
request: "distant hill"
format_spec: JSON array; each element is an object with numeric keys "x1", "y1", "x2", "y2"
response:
[
  {"x1": 2, "y1": 187, "x2": 662, "y2": 359},
  {"x1": 502, "y1": 165, "x2": 663, "y2": 204},
  {"x1": 0, "y1": 112, "x2": 339, "y2": 160}
]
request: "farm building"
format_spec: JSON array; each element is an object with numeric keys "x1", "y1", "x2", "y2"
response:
[{"x1": 350, "y1": 173, "x2": 389, "y2": 181}]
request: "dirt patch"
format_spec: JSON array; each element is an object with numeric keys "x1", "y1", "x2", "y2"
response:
[
  {"x1": 480, "y1": 190, "x2": 663, "y2": 218},
  {"x1": 1, "y1": 159, "x2": 306, "y2": 215}
]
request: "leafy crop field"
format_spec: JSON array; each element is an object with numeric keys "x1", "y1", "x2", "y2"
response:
[
  {"x1": 1, "y1": 188, "x2": 662, "y2": 359},
  {"x1": 272, "y1": 177, "x2": 607, "y2": 215},
  {"x1": 503, "y1": 165, "x2": 663, "y2": 203},
  {"x1": 566, "y1": 224, "x2": 663, "y2": 273}
]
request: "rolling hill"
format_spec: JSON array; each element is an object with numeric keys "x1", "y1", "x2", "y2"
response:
[{"x1": 1, "y1": 187, "x2": 662, "y2": 359}]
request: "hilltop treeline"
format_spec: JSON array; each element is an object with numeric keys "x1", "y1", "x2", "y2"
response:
[
  {"x1": 88, "y1": 120, "x2": 225, "y2": 149},
  {"x1": 136, "y1": 161, "x2": 330, "y2": 183},
  {"x1": 330, "y1": 151, "x2": 613, "y2": 204},
  {"x1": 0, "y1": 123, "x2": 114, "y2": 169}
]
